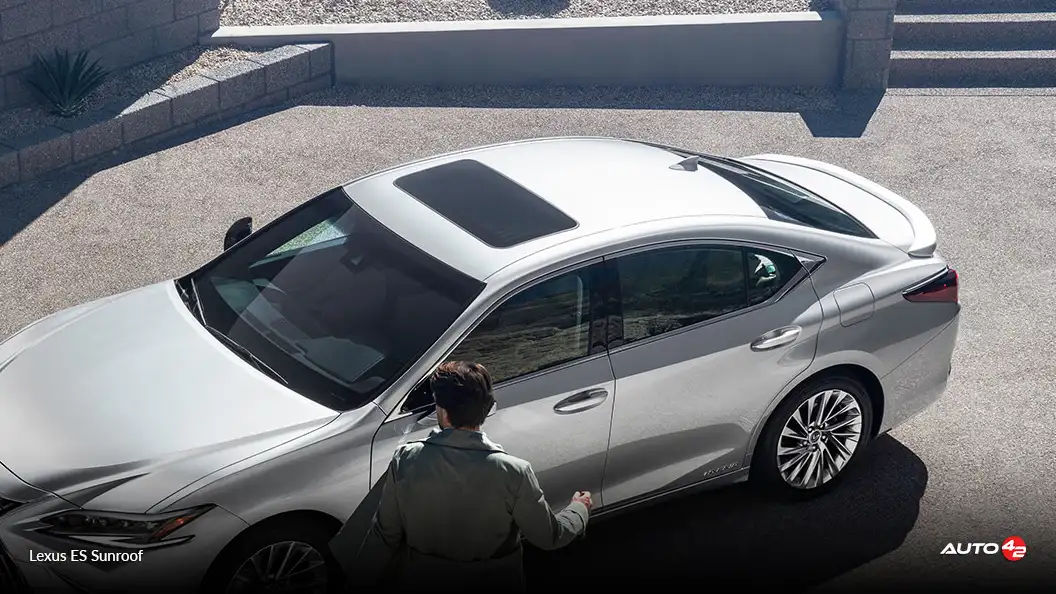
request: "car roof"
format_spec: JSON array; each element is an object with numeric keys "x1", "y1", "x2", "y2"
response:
[{"x1": 345, "y1": 137, "x2": 766, "y2": 280}]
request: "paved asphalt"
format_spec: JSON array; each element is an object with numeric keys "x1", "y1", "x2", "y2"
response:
[{"x1": 1, "y1": 86, "x2": 1053, "y2": 591}]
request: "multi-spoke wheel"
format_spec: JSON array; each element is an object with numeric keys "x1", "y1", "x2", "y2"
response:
[
  {"x1": 226, "y1": 541, "x2": 329, "y2": 594},
  {"x1": 754, "y1": 375, "x2": 873, "y2": 496},
  {"x1": 203, "y1": 519, "x2": 340, "y2": 594}
]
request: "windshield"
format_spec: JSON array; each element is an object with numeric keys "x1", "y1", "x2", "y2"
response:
[{"x1": 187, "y1": 187, "x2": 484, "y2": 411}]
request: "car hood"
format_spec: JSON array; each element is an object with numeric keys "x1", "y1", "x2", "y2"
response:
[{"x1": 0, "y1": 282, "x2": 338, "y2": 511}]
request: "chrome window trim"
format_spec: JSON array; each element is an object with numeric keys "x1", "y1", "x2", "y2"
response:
[{"x1": 603, "y1": 238, "x2": 810, "y2": 355}]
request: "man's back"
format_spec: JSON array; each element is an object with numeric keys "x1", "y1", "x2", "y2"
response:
[{"x1": 356, "y1": 427, "x2": 589, "y2": 591}]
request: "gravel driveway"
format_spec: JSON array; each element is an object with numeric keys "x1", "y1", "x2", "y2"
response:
[{"x1": 220, "y1": 0, "x2": 833, "y2": 26}]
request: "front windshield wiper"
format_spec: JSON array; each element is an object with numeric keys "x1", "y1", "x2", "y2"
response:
[{"x1": 203, "y1": 325, "x2": 289, "y2": 385}]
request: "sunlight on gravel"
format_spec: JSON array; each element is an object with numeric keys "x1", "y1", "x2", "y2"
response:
[{"x1": 221, "y1": 0, "x2": 833, "y2": 26}]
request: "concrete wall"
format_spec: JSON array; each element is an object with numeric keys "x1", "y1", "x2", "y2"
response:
[
  {"x1": 0, "y1": 0, "x2": 221, "y2": 110},
  {"x1": 206, "y1": 12, "x2": 845, "y2": 88}
]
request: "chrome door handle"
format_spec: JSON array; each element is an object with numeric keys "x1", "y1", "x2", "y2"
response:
[
  {"x1": 553, "y1": 388, "x2": 609, "y2": 415},
  {"x1": 751, "y1": 325, "x2": 802, "y2": 351}
]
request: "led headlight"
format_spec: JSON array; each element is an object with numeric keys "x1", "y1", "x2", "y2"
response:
[{"x1": 39, "y1": 506, "x2": 213, "y2": 549}]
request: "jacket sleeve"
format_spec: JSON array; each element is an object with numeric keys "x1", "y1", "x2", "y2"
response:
[
  {"x1": 351, "y1": 456, "x2": 405, "y2": 586},
  {"x1": 511, "y1": 463, "x2": 589, "y2": 551}
]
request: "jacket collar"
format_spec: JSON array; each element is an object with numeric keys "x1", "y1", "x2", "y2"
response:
[{"x1": 420, "y1": 427, "x2": 505, "y2": 453}]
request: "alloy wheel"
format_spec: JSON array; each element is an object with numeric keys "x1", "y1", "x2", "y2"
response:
[
  {"x1": 776, "y1": 389, "x2": 863, "y2": 489},
  {"x1": 225, "y1": 540, "x2": 329, "y2": 594}
]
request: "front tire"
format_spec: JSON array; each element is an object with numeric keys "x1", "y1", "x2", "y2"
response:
[
  {"x1": 753, "y1": 375, "x2": 873, "y2": 496},
  {"x1": 202, "y1": 518, "x2": 341, "y2": 594}
]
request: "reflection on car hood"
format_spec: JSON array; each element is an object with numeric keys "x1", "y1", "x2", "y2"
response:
[{"x1": 0, "y1": 282, "x2": 338, "y2": 511}]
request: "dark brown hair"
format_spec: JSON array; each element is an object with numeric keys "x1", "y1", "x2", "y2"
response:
[{"x1": 430, "y1": 361, "x2": 494, "y2": 428}]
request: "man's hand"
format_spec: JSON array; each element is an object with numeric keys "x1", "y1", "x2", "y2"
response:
[{"x1": 572, "y1": 491, "x2": 593, "y2": 511}]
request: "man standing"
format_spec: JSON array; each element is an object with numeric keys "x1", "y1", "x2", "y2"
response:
[{"x1": 352, "y1": 361, "x2": 592, "y2": 592}]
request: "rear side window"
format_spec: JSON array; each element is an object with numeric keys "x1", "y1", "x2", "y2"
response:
[
  {"x1": 616, "y1": 246, "x2": 746, "y2": 345},
  {"x1": 746, "y1": 249, "x2": 802, "y2": 305},
  {"x1": 393, "y1": 159, "x2": 577, "y2": 248},
  {"x1": 614, "y1": 245, "x2": 802, "y2": 345},
  {"x1": 448, "y1": 266, "x2": 597, "y2": 383},
  {"x1": 700, "y1": 159, "x2": 874, "y2": 238}
]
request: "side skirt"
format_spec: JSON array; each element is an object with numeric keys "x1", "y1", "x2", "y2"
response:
[{"x1": 591, "y1": 468, "x2": 750, "y2": 523}]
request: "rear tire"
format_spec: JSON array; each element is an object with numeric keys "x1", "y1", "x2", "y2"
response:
[
  {"x1": 202, "y1": 517, "x2": 341, "y2": 594},
  {"x1": 752, "y1": 375, "x2": 873, "y2": 497}
]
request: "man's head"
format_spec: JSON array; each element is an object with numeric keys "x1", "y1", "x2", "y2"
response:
[{"x1": 430, "y1": 361, "x2": 494, "y2": 430}]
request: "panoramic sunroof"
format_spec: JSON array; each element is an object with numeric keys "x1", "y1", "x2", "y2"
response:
[{"x1": 393, "y1": 159, "x2": 577, "y2": 248}]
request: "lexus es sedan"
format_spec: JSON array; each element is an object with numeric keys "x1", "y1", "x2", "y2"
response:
[{"x1": 0, "y1": 138, "x2": 959, "y2": 593}]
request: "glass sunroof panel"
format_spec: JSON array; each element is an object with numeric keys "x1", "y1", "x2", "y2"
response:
[{"x1": 393, "y1": 159, "x2": 577, "y2": 248}]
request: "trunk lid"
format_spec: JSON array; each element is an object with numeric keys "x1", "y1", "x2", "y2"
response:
[{"x1": 742, "y1": 154, "x2": 937, "y2": 257}]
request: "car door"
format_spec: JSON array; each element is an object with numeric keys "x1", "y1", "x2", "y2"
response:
[
  {"x1": 370, "y1": 261, "x2": 616, "y2": 507},
  {"x1": 601, "y1": 242, "x2": 822, "y2": 506}
]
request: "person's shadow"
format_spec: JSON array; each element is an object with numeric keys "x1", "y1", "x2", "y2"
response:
[{"x1": 524, "y1": 435, "x2": 926, "y2": 590}]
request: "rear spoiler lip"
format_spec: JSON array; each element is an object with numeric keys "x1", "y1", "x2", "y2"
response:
[{"x1": 744, "y1": 154, "x2": 938, "y2": 258}]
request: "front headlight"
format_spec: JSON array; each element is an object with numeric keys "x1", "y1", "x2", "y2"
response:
[{"x1": 38, "y1": 506, "x2": 213, "y2": 549}]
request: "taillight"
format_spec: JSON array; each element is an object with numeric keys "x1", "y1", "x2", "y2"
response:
[{"x1": 904, "y1": 268, "x2": 958, "y2": 303}]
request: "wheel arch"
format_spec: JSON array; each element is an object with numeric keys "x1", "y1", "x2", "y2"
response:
[
  {"x1": 201, "y1": 509, "x2": 344, "y2": 590},
  {"x1": 744, "y1": 363, "x2": 885, "y2": 469}
]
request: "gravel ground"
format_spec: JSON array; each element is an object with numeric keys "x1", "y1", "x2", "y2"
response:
[
  {"x1": 0, "y1": 46, "x2": 267, "y2": 141},
  {"x1": 220, "y1": 0, "x2": 833, "y2": 26}
]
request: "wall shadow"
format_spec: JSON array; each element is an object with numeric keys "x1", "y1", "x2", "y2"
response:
[
  {"x1": 306, "y1": 83, "x2": 883, "y2": 138},
  {"x1": 0, "y1": 82, "x2": 884, "y2": 246},
  {"x1": 487, "y1": 0, "x2": 571, "y2": 17},
  {"x1": 524, "y1": 435, "x2": 926, "y2": 590},
  {"x1": 0, "y1": 100, "x2": 289, "y2": 247}
]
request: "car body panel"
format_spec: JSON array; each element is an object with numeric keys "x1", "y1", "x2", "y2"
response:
[
  {"x1": 0, "y1": 282, "x2": 337, "y2": 510},
  {"x1": 602, "y1": 258, "x2": 822, "y2": 504}
]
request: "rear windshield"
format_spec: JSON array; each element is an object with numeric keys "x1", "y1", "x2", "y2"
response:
[
  {"x1": 393, "y1": 159, "x2": 577, "y2": 248},
  {"x1": 699, "y1": 158, "x2": 875, "y2": 238},
  {"x1": 190, "y1": 188, "x2": 484, "y2": 411}
]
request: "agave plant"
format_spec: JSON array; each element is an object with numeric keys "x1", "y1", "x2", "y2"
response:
[{"x1": 25, "y1": 49, "x2": 108, "y2": 117}]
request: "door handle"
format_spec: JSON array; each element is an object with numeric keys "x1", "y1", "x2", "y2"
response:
[
  {"x1": 751, "y1": 325, "x2": 802, "y2": 351},
  {"x1": 553, "y1": 388, "x2": 609, "y2": 415}
]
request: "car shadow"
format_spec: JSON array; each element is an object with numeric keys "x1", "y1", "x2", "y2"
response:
[{"x1": 523, "y1": 434, "x2": 926, "y2": 590}]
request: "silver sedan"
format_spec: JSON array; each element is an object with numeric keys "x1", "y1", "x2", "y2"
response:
[{"x1": 0, "y1": 138, "x2": 959, "y2": 593}]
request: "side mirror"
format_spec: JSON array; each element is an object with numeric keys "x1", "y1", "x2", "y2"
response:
[{"x1": 223, "y1": 217, "x2": 253, "y2": 251}]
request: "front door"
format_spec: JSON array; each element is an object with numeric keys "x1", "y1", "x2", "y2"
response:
[
  {"x1": 601, "y1": 243, "x2": 822, "y2": 505},
  {"x1": 371, "y1": 262, "x2": 615, "y2": 508}
]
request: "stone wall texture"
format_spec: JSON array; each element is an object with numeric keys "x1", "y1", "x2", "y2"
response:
[
  {"x1": 0, "y1": 43, "x2": 333, "y2": 188},
  {"x1": 836, "y1": 0, "x2": 898, "y2": 89},
  {"x1": 0, "y1": 0, "x2": 222, "y2": 110}
]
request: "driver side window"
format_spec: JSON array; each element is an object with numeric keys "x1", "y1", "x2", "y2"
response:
[{"x1": 447, "y1": 266, "x2": 597, "y2": 385}]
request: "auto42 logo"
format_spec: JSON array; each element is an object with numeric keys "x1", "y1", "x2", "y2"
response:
[{"x1": 941, "y1": 536, "x2": 1027, "y2": 561}]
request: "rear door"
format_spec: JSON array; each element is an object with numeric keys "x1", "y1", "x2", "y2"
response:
[
  {"x1": 601, "y1": 242, "x2": 823, "y2": 506},
  {"x1": 370, "y1": 262, "x2": 616, "y2": 507}
]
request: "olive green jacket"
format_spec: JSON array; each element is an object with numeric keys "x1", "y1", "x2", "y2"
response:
[{"x1": 349, "y1": 427, "x2": 589, "y2": 591}]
